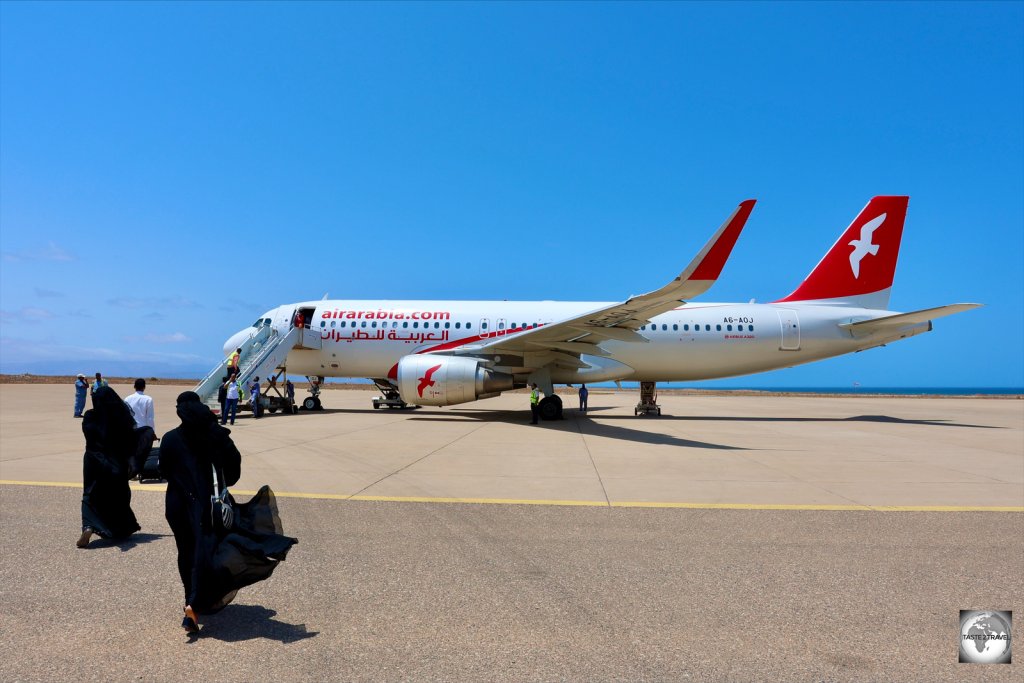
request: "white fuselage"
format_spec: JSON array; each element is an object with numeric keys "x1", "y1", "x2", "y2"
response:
[{"x1": 233, "y1": 299, "x2": 921, "y2": 384}]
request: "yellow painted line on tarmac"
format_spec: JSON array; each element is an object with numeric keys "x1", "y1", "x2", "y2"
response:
[
  {"x1": 0, "y1": 480, "x2": 86, "y2": 489},
  {"x1": 609, "y1": 501, "x2": 1024, "y2": 512},
  {"x1": 346, "y1": 494, "x2": 608, "y2": 507},
  {"x1": 2, "y1": 480, "x2": 1021, "y2": 512}
]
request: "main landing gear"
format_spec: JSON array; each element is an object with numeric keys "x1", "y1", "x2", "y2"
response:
[
  {"x1": 539, "y1": 394, "x2": 563, "y2": 421},
  {"x1": 634, "y1": 381, "x2": 661, "y2": 416}
]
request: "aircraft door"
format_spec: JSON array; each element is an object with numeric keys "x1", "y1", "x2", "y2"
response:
[
  {"x1": 777, "y1": 309, "x2": 801, "y2": 350},
  {"x1": 480, "y1": 318, "x2": 491, "y2": 338},
  {"x1": 497, "y1": 318, "x2": 507, "y2": 336}
]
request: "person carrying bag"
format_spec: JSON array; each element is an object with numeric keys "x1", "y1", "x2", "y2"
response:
[
  {"x1": 161, "y1": 391, "x2": 297, "y2": 634},
  {"x1": 210, "y1": 463, "x2": 234, "y2": 534}
]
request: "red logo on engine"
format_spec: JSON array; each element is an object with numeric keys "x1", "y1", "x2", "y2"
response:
[{"x1": 417, "y1": 364, "x2": 442, "y2": 397}]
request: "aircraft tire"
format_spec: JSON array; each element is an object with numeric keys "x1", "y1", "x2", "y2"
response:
[
  {"x1": 539, "y1": 395, "x2": 562, "y2": 421},
  {"x1": 303, "y1": 397, "x2": 317, "y2": 411}
]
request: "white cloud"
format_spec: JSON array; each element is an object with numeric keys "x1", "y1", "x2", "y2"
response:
[
  {"x1": 0, "y1": 335, "x2": 206, "y2": 363},
  {"x1": 144, "y1": 332, "x2": 192, "y2": 344},
  {"x1": 107, "y1": 296, "x2": 202, "y2": 310},
  {"x1": 0, "y1": 307, "x2": 57, "y2": 322},
  {"x1": 1, "y1": 241, "x2": 76, "y2": 262},
  {"x1": 122, "y1": 332, "x2": 192, "y2": 344}
]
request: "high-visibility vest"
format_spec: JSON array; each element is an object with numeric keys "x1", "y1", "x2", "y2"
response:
[{"x1": 530, "y1": 390, "x2": 540, "y2": 405}]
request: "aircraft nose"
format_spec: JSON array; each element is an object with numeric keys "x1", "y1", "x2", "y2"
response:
[{"x1": 222, "y1": 328, "x2": 251, "y2": 356}]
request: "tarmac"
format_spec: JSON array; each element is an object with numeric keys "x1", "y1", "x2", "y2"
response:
[{"x1": 1, "y1": 384, "x2": 1022, "y2": 682}]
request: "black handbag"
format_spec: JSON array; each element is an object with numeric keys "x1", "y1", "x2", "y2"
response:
[{"x1": 210, "y1": 463, "x2": 234, "y2": 534}]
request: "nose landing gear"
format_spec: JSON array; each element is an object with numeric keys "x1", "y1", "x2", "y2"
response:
[{"x1": 300, "y1": 375, "x2": 324, "y2": 410}]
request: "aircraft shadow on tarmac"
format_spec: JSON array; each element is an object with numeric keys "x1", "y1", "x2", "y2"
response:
[
  {"x1": 628, "y1": 414, "x2": 1001, "y2": 429},
  {"x1": 405, "y1": 410, "x2": 748, "y2": 450},
  {"x1": 189, "y1": 605, "x2": 318, "y2": 644}
]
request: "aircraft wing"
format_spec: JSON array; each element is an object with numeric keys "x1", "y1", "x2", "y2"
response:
[
  {"x1": 451, "y1": 200, "x2": 755, "y2": 358},
  {"x1": 839, "y1": 303, "x2": 982, "y2": 338}
]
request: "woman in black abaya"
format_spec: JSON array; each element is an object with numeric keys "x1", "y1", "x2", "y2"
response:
[
  {"x1": 161, "y1": 391, "x2": 297, "y2": 633},
  {"x1": 78, "y1": 386, "x2": 141, "y2": 548}
]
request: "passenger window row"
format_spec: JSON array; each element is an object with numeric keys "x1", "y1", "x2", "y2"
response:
[
  {"x1": 319, "y1": 320, "x2": 545, "y2": 331},
  {"x1": 638, "y1": 323, "x2": 755, "y2": 333},
  {"x1": 315, "y1": 317, "x2": 749, "y2": 333}
]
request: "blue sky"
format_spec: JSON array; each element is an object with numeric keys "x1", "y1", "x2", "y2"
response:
[{"x1": 1, "y1": 2, "x2": 1021, "y2": 387}]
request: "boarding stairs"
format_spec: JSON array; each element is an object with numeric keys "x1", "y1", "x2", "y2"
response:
[{"x1": 193, "y1": 325, "x2": 322, "y2": 412}]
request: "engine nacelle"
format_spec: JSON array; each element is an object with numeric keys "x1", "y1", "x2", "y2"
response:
[{"x1": 397, "y1": 355, "x2": 514, "y2": 406}]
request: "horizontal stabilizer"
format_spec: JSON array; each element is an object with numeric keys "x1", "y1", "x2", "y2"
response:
[{"x1": 839, "y1": 304, "x2": 981, "y2": 337}]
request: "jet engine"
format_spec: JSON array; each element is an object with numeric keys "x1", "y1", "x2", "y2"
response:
[{"x1": 397, "y1": 355, "x2": 514, "y2": 406}]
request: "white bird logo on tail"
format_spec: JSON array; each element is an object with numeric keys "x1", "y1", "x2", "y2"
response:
[{"x1": 848, "y1": 213, "x2": 885, "y2": 279}]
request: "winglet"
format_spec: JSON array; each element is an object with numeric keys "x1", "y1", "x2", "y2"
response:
[
  {"x1": 687, "y1": 199, "x2": 756, "y2": 283},
  {"x1": 620, "y1": 199, "x2": 756, "y2": 307}
]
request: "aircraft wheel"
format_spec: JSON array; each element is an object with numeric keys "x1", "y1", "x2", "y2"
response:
[
  {"x1": 303, "y1": 397, "x2": 317, "y2": 411},
  {"x1": 314, "y1": 397, "x2": 323, "y2": 410},
  {"x1": 268, "y1": 406, "x2": 278, "y2": 414},
  {"x1": 539, "y1": 395, "x2": 562, "y2": 421}
]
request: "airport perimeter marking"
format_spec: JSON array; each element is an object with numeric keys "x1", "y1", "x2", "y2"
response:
[{"x1": 2, "y1": 480, "x2": 1022, "y2": 512}]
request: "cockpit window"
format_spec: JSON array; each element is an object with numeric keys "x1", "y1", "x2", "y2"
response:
[{"x1": 251, "y1": 319, "x2": 262, "y2": 327}]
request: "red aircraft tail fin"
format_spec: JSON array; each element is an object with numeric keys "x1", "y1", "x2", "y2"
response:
[{"x1": 776, "y1": 196, "x2": 908, "y2": 309}]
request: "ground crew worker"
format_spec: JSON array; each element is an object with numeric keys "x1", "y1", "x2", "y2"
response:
[
  {"x1": 529, "y1": 384, "x2": 541, "y2": 424},
  {"x1": 227, "y1": 347, "x2": 241, "y2": 376},
  {"x1": 91, "y1": 372, "x2": 108, "y2": 396},
  {"x1": 74, "y1": 374, "x2": 88, "y2": 417}
]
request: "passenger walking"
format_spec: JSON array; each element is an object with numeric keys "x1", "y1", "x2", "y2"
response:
[
  {"x1": 578, "y1": 383, "x2": 589, "y2": 412},
  {"x1": 124, "y1": 378, "x2": 155, "y2": 430},
  {"x1": 227, "y1": 348, "x2": 241, "y2": 377},
  {"x1": 77, "y1": 386, "x2": 141, "y2": 548},
  {"x1": 221, "y1": 375, "x2": 239, "y2": 425},
  {"x1": 73, "y1": 373, "x2": 88, "y2": 417},
  {"x1": 217, "y1": 376, "x2": 228, "y2": 418},
  {"x1": 124, "y1": 378, "x2": 158, "y2": 477},
  {"x1": 249, "y1": 376, "x2": 261, "y2": 418},
  {"x1": 91, "y1": 372, "x2": 108, "y2": 396},
  {"x1": 161, "y1": 391, "x2": 298, "y2": 633},
  {"x1": 529, "y1": 384, "x2": 541, "y2": 424}
]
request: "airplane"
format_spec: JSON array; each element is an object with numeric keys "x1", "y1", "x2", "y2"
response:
[{"x1": 198, "y1": 196, "x2": 980, "y2": 419}]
